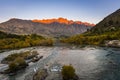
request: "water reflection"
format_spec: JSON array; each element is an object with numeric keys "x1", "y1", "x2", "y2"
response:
[{"x1": 48, "y1": 47, "x2": 120, "y2": 80}]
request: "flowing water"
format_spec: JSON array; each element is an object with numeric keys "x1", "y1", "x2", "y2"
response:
[{"x1": 0, "y1": 46, "x2": 120, "y2": 80}]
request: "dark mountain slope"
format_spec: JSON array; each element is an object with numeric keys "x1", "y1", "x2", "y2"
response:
[
  {"x1": 61, "y1": 9, "x2": 120, "y2": 47},
  {"x1": 90, "y1": 9, "x2": 120, "y2": 34}
]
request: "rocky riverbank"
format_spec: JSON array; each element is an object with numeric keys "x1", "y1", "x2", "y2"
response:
[{"x1": 105, "y1": 40, "x2": 120, "y2": 47}]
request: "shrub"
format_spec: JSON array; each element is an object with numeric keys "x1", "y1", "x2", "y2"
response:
[
  {"x1": 8, "y1": 57, "x2": 27, "y2": 72},
  {"x1": 62, "y1": 65, "x2": 76, "y2": 80}
]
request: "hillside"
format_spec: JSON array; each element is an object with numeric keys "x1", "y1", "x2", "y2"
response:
[
  {"x1": 61, "y1": 9, "x2": 120, "y2": 47},
  {"x1": 0, "y1": 18, "x2": 94, "y2": 38},
  {"x1": 90, "y1": 9, "x2": 120, "y2": 34}
]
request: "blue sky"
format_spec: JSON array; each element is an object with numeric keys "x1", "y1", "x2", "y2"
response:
[{"x1": 0, "y1": 0, "x2": 120, "y2": 24}]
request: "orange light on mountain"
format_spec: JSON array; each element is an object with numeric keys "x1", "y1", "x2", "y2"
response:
[{"x1": 32, "y1": 18, "x2": 95, "y2": 26}]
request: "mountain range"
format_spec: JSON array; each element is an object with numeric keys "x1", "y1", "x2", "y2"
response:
[
  {"x1": 0, "y1": 8, "x2": 120, "y2": 49},
  {"x1": 32, "y1": 17, "x2": 94, "y2": 26},
  {"x1": 0, "y1": 18, "x2": 94, "y2": 37}
]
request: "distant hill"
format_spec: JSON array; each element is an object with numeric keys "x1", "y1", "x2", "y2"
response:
[{"x1": 0, "y1": 18, "x2": 94, "y2": 37}]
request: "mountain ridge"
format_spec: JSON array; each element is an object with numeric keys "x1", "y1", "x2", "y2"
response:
[
  {"x1": 32, "y1": 17, "x2": 95, "y2": 26},
  {"x1": 0, "y1": 18, "x2": 94, "y2": 37}
]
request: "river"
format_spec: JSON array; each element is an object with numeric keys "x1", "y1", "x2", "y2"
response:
[{"x1": 0, "y1": 46, "x2": 120, "y2": 80}]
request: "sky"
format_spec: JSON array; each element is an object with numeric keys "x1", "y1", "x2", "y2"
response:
[{"x1": 0, "y1": 0, "x2": 120, "y2": 24}]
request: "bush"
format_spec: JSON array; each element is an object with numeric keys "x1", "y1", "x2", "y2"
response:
[
  {"x1": 14, "y1": 57, "x2": 27, "y2": 67},
  {"x1": 8, "y1": 57, "x2": 27, "y2": 72},
  {"x1": 62, "y1": 65, "x2": 77, "y2": 80},
  {"x1": 9, "y1": 62, "x2": 17, "y2": 72}
]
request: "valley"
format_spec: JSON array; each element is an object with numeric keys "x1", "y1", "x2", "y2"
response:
[{"x1": 0, "y1": 4, "x2": 120, "y2": 80}]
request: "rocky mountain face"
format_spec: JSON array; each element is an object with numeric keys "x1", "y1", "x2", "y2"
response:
[
  {"x1": 32, "y1": 17, "x2": 94, "y2": 26},
  {"x1": 0, "y1": 18, "x2": 94, "y2": 37},
  {"x1": 90, "y1": 9, "x2": 120, "y2": 33}
]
